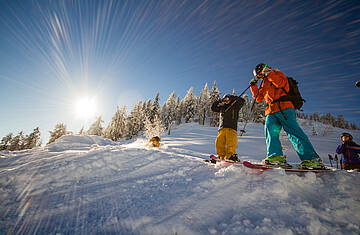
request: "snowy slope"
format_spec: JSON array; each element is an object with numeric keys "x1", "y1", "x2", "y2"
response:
[{"x1": 1, "y1": 122, "x2": 360, "y2": 234}]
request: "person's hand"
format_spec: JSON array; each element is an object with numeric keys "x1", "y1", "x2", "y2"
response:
[{"x1": 250, "y1": 78, "x2": 258, "y2": 86}]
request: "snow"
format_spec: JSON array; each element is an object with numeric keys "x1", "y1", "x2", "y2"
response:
[{"x1": 1, "y1": 122, "x2": 360, "y2": 234}]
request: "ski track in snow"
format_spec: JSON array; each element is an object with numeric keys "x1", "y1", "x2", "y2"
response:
[{"x1": 1, "y1": 123, "x2": 360, "y2": 234}]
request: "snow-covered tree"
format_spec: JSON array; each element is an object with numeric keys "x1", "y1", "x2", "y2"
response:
[
  {"x1": 147, "y1": 93, "x2": 161, "y2": 123},
  {"x1": 87, "y1": 117, "x2": 104, "y2": 136},
  {"x1": 198, "y1": 83, "x2": 210, "y2": 125},
  {"x1": 162, "y1": 91, "x2": 177, "y2": 134},
  {"x1": 239, "y1": 94, "x2": 250, "y2": 122},
  {"x1": 175, "y1": 96, "x2": 182, "y2": 125},
  {"x1": 209, "y1": 81, "x2": 221, "y2": 127},
  {"x1": 144, "y1": 114, "x2": 164, "y2": 139},
  {"x1": 7, "y1": 131, "x2": 25, "y2": 151},
  {"x1": 48, "y1": 123, "x2": 68, "y2": 145},
  {"x1": 126, "y1": 102, "x2": 144, "y2": 139},
  {"x1": 0, "y1": 133, "x2": 13, "y2": 151},
  {"x1": 182, "y1": 87, "x2": 197, "y2": 123},
  {"x1": 23, "y1": 127, "x2": 41, "y2": 149},
  {"x1": 104, "y1": 106, "x2": 127, "y2": 141},
  {"x1": 252, "y1": 99, "x2": 267, "y2": 124}
]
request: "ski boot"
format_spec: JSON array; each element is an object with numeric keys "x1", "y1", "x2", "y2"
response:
[
  {"x1": 228, "y1": 154, "x2": 240, "y2": 162},
  {"x1": 262, "y1": 156, "x2": 292, "y2": 168},
  {"x1": 299, "y1": 158, "x2": 325, "y2": 170}
]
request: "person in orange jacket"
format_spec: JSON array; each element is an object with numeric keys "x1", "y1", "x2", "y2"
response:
[
  {"x1": 148, "y1": 136, "x2": 160, "y2": 148},
  {"x1": 250, "y1": 63, "x2": 324, "y2": 169}
]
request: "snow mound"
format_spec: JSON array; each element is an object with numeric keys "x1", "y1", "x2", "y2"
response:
[{"x1": 46, "y1": 135, "x2": 115, "y2": 152}]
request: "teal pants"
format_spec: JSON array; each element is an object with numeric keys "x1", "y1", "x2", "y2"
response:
[{"x1": 265, "y1": 108, "x2": 319, "y2": 161}]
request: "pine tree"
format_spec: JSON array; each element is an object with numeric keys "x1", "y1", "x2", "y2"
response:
[
  {"x1": 144, "y1": 114, "x2": 164, "y2": 139},
  {"x1": 148, "y1": 93, "x2": 161, "y2": 123},
  {"x1": 24, "y1": 127, "x2": 41, "y2": 149},
  {"x1": 239, "y1": 94, "x2": 250, "y2": 122},
  {"x1": 175, "y1": 96, "x2": 182, "y2": 125},
  {"x1": 0, "y1": 133, "x2": 13, "y2": 151},
  {"x1": 8, "y1": 132, "x2": 24, "y2": 151},
  {"x1": 104, "y1": 106, "x2": 127, "y2": 141},
  {"x1": 252, "y1": 99, "x2": 267, "y2": 124},
  {"x1": 209, "y1": 81, "x2": 220, "y2": 127},
  {"x1": 87, "y1": 116, "x2": 104, "y2": 136},
  {"x1": 182, "y1": 87, "x2": 197, "y2": 123},
  {"x1": 336, "y1": 114, "x2": 345, "y2": 129},
  {"x1": 198, "y1": 83, "x2": 210, "y2": 125},
  {"x1": 162, "y1": 91, "x2": 177, "y2": 134},
  {"x1": 48, "y1": 123, "x2": 68, "y2": 145},
  {"x1": 126, "y1": 102, "x2": 144, "y2": 139}
]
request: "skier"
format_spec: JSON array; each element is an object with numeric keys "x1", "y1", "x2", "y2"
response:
[
  {"x1": 148, "y1": 136, "x2": 160, "y2": 148},
  {"x1": 249, "y1": 63, "x2": 324, "y2": 169},
  {"x1": 336, "y1": 133, "x2": 360, "y2": 170},
  {"x1": 211, "y1": 94, "x2": 245, "y2": 161}
]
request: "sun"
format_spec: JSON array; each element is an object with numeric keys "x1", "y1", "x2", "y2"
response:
[{"x1": 74, "y1": 97, "x2": 97, "y2": 120}]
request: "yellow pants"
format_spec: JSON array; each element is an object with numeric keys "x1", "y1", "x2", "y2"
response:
[{"x1": 215, "y1": 128, "x2": 238, "y2": 160}]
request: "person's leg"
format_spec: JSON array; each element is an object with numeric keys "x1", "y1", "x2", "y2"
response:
[
  {"x1": 215, "y1": 129, "x2": 227, "y2": 160},
  {"x1": 265, "y1": 113, "x2": 283, "y2": 157},
  {"x1": 224, "y1": 128, "x2": 238, "y2": 160},
  {"x1": 280, "y1": 109, "x2": 319, "y2": 161}
]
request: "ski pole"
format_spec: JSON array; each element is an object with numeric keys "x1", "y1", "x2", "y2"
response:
[
  {"x1": 328, "y1": 154, "x2": 333, "y2": 167},
  {"x1": 223, "y1": 82, "x2": 254, "y2": 113},
  {"x1": 334, "y1": 154, "x2": 338, "y2": 169},
  {"x1": 250, "y1": 78, "x2": 264, "y2": 112}
]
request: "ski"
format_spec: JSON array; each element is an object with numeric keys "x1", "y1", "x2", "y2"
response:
[{"x1": 242, "y1": 161, "x2": 334, "y2": 174}]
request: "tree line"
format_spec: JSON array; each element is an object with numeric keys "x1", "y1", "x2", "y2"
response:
[
  {"x1": 1, "y1": 81, "x2": 358, "y2": 151},
  {"x1": 296, "y1": 112, "x2": 358, "y2": 130}
]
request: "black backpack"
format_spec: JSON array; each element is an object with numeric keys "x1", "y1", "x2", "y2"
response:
[{"x1": 271, "y1": 77, "x2": 305, "y2": 110}]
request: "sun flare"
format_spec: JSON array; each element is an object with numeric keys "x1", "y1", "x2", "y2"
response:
[{"x1": 74, "y1": 97, "x2": 97, "y2": 120}]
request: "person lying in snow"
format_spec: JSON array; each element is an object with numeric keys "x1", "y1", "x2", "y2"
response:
[
  {"x1": 336, "y1": 132, "x2": 360, "y2": 170},
  {"x1": 148, "y1": 136, "x2": 160, "y2": 148}
]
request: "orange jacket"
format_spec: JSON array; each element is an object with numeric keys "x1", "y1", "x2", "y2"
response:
[
  {"x1": 250, "y1": 70, "x2": 294, "y2": 116},
  {"x1": 148, "y1": 137, "x2": 160, "y2": 148}
]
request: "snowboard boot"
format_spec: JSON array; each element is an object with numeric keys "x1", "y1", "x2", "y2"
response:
[
  {"x1": 228, "y1": 154, "x2": 240, "y2": 162},
  {"x1": 262, "y1": 156, "x2": 292, "y2": 168},
  {"x1": 299, "y1": 158, "x2": 325, "y2": 170}
]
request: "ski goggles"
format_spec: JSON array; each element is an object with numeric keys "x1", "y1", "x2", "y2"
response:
[
  {"x1": 341, "y1": 133, "x2": 352, "y2": 138},
  {"x1": 255, "y1": 73, "x2": 265, "y2": 79}
]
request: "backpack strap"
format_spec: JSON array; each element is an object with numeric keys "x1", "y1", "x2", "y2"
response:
[{"x1": 268, "y1": 81, "x2": 290, "y2": 120}]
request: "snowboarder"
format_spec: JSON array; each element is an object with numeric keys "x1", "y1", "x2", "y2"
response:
[
  {"x1": 148, "y1": 136, "x2": 160, "y2": 148},
  {"x1": 250, "y1": 63, "x2": 324, "y2": 169},
  {"x1": 211, "y1": 94, "x2": 244, "y2": 161},
  {"x1": 336, "y1": 133, "x2": 360, "y2": 170}
]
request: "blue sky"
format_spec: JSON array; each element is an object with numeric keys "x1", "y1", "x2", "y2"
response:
[{"x1": 0, "y1": 0, "x2": 359, "y2": 143}]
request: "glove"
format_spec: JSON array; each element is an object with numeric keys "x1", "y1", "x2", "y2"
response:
[{"x1": 249, "y1": 78, "x2": 258, "y2": 86}]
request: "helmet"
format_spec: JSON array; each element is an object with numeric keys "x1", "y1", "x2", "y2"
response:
[
  {"x1": 341, "y1": 132, "x2": 353, "y2": 140},
  {"x1": 223, "y1": 94, "x2": 231, "y2": 99},
  {"x1": 253, "y1": 63, "x2": 269, "y2": 79},
  {"x1": 222, "y1": 94, "x2": 232, "y2": 102}
]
